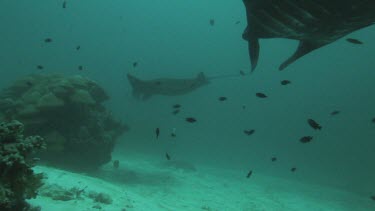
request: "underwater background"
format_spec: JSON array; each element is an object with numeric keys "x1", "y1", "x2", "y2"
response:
[{"x1": 1, "y1": 0, "x2": 375, "y2": 210}]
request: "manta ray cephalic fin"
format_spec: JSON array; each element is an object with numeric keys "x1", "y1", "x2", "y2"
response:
[{"x1": 279, "y1": 40, "x2": 328, "y2": 71}]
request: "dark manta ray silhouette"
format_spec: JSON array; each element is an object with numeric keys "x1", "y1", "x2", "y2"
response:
[
  {"x1": 127, "y1": 72, "x2": 247, "y2": 100},
  {"x1": 127, "y1": 72, "x2": 210, "y2": 100},
  {"x1": 242, "y1": 0, "x2": 375, "y2": 71}
]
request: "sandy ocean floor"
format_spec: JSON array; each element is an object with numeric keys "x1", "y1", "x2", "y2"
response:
[{"x1": 29, "y1": 156, "x2": 375, "y2": 211}]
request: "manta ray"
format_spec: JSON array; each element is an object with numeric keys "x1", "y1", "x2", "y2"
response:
[
  {"x1": 242, "y1": 0, "x2": 375, "y2": 71},
  {"x1": 127, "y1": 72, "x2": 210, "y2": 100}
]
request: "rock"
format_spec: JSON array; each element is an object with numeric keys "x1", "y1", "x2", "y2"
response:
[
  {"x1": 36, "y1": 93, "x2": 64, "y2": 109},
  {"x1": 17, "y1": 105, "x2": 39, "y2": 117},
  {"x1": 70, "y1": 89, "x2": 96, "y2": 105},
  {"x1": 43, "y1": 131, "x2": 66, "y2": 152},
  {"x1": 22, "y1": 91, "x2": 42, "y2": 104}
]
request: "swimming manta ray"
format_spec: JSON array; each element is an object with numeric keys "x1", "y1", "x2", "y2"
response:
[
  {"x1": 242, "y1": 0, "x2": 375, "y2": 71},
  {"x1": 127, "y1": 72, "x2": 210, "y2": 100}
]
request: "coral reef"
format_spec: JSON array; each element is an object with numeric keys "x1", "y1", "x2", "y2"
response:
[
  {"x1": 0, "y1": 74, "x2": 128, "y2": 171},
  {"x1": 0, "y1": 120, "x2": 45, "y2": 211}
]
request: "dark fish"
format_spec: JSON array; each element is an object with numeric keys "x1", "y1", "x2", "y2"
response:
[
  {"x1": 242, "y1": 0, "x2": 375, "y2": 71},
  {"x1": 307, "y1": 119, "x2": 322, "y2": 130},
  {"x1": 62, "y1": 1, "x2": 67, "y2": 9},
  {"x1": 244, "y1": 129, "x2": 255, "y2": 136},
  {"x1": 346, "y1": 38, "x2": 363, "y2": 45},
  {"x1": 155, "y1": 128, "x2": 160, "y2": 139},
  {"x1": 299, "y1": 136, "x2": 313, "y2": 143},
  {"x1": 185, "y1": 117, "x2": 197, "y2": 123},
  {"x1": 239, "y1": 70, "x2": 246, "y2": 76},
  {"x1": 44, "y1": 38, "x2": 52, "y2": 43},
  {"x1": 209, "y1": 19, "x2": 215, "y2": 26},
  {"x1": 281, "y1": 80, "x2": 291, "y2": 85},
  {"x1": 113, "y1": 160, "x2": 119, "y2": 169},
  {"x1": 172, "y1": 109, "x2": 180, "y2": 115},
  {"x1": 290, "y1": 167, "x2": 297, "y2": 172},
  {"x1": 26, "y1": 81, "x2": 33, "y2": 87},
  {"x1": 78, "y1": 65, "x2": 83, "y2": 71},
  {"x1": 372, "y1": 118, "x2": 375, "y2": 124},
  {"x1": 170, "y1": 133, "x2": 176, "y2": 138},
  {"x1": 235, "y1": 21, "x2": 241, "y2": 25},
  {"x1": 371, "y1": 195, "x2": 375, "y2": 201},
  {"x1": 256, "y1": 92, "x2": 267, "y2": 98},
  {"x1": 242, "y1": 105, "x2": 246, "y2": 110},
  {"x1": 76, "y1": 45, "x2": 81, "y2": 50},
  {"x1": 246, "y1": 170, "x2": 253, "y2": 178},
  {"x1": 133, "y1": 62, "x2": 138, "y2": 67},
  {"x1": 271, "y1": 157, "x2": 277, "y2": 162},
  {"x1": 36, "y1": 65, "x2": 44, "y2": 70},
  {"x1": 330, "y1": 110, "x2": 340, "y2": 116},
  {"x1": 165, "y1": 153, "x2": 171, "y2": 160},
  {"x1": 218, "y1": 96, "x2": 227, "y2": 101},
  {"x1": 173, "y1": 104, "x2": 181, "y2": 109}
]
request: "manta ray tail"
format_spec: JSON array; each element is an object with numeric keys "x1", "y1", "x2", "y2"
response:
[{"x1": 279, "y1": 40, "x2": 327, "y2": 71}]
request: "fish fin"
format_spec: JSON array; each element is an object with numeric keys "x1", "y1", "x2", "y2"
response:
[
  {"x1": 242, "y1": 0, "x2": 260, "y2": 72},
  {"x1": 127, "y1": 73, "x2": 141, "y2": 88},
  {"x1": 279, "y1": 40, "x2": 326, "y2": 71},
  {"x1": 197, "y1": 72, "x2": 209, "y2": 84},
  {"x1": 248, "y1": 35, "x2": 260, "y2": 72},
  {"x1": 242, "y1": 27, "x2": 260, "y2": 71},
  {"x1": 127, "y1": 73, "x2": 147, "y2": 100}
]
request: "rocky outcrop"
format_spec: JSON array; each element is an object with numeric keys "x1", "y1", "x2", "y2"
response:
[{"x1": 0, "y1": 74, "x2": 128, "y2": 171}]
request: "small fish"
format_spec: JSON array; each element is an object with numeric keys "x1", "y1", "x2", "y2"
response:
[
  {"x1": 44, "y1": 38, "x2": 52, "y2": 43},
  {"x1": 307, "y1": 119, "x2": 322, "y2": 130},
  {"x1": 243, "y1": 129, "x2": 255, "y2": 136},
  {"x1": 155, "y1": 128, "x2": 160, "y2": 139},
  {"x1": 256, "y1": 92, "x2": 267, "y2": 98},
  {"x1": 218, "y1": 96, "x2": 227, "y2": 101},
  {"x1": 290, "y1": 167, "x2": 297, "y2": 172},
  {"x1": 165, "y1": 152, "x2": 171, "y2": 160},
  {"x1": 36, "y1": 65, "x2": 44, "y2": 70},
  {"x1": 235, "y1": 21, "x2": 241, "y2": 25},
  {"x1": 185, "y1": 117, "x2": 196, "y2": 123},
  {"x1": 209, "y1": 19, "x2": 215, "y2": 26},
  {"x1": 113, "y1": 160, "x2": 119, "y2": 169},
  {"x1": 371, "y1": 195, "x2": 375, "y2": 201},
  {"x1": 133, "y1": 62, "x2": 138, "y2": 67},
  {"x1": 299, "y1": 136, "x2": 313, "y2": 143},
  {"x1": 330, "y1": 110, "x2": 340, "y2": 116},
  {"x1": 78, "y1": 65, "x2": 83, "y2": 71},
  {"x1": 372, "y1": 118, "x2": 375, "y2": 124},
  {"x1": 281, "y1": 80, "x2": 291, "y2": 85},
  {"x1": 76, "y1": 45, "x2": 81, "y2": 50},
  {"x1": 172, "y1": 109, "x2": 180, "y2": 115},
  {"x1": 239, "y1": 70, "x2": 245, "y2": 76},
  {"x1": 170, "y1": 133, "x2": 176, "y2": 137},
  {"x1": 26, "y1": 81, "x2": 33, "y2": 87},
  {"x1": 246, "y1": 170, "x2": 253, "y2": 178},
  {"x1": 173, "y1": 104, "x2": 181, "y2": 109},
  {"x1": 242, "y1": 105, "x2": 246, "y2": 110},
  {"x1": 271, "y1": 157, "x2": 277, "y2": 162},
  {"x1": 62, "y1": 1, "x2": 67, "y2": 9},
  {"x1": 346, "y1": 38, "x2": 363, "y2": 45}
]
